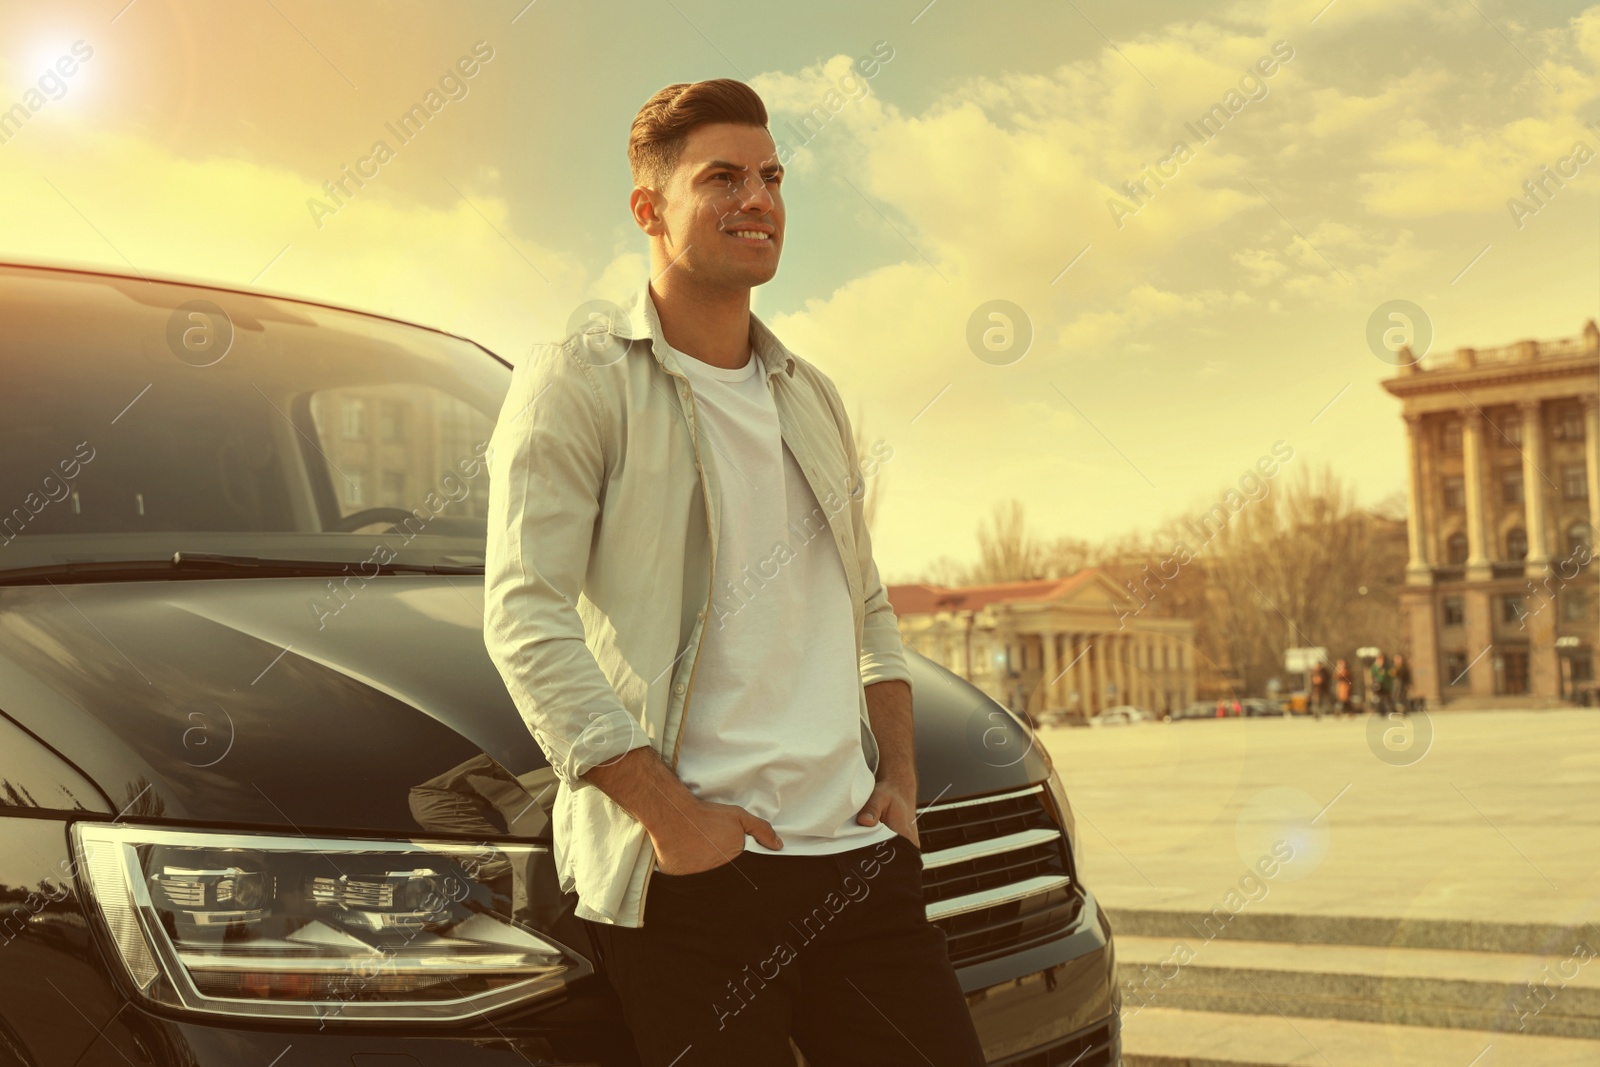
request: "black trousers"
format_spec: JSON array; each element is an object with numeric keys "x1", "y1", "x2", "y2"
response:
[{"x1": 581, "y1": 832, "x2": 988, "y2": 1067}]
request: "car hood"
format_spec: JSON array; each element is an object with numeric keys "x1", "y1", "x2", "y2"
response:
[{"x1": 0, "y1": 577, "x2": 1048, "y2": 838}]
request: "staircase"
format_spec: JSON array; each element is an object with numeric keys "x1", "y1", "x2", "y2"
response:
[{"x1": 1110, "y1": 908, "x2": 1600, "y2": 1066}]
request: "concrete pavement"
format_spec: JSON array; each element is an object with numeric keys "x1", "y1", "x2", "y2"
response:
[
  {"x1": 1035, "y1": 710, "x2": 1600, "y2": 1064},
  {"x1": 1041, "y1": 710, "x2": 1600, "y2": 927}
]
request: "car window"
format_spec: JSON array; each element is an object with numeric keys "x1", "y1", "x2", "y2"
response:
[
  {"x1": 306, "y1": 384, "x2": 495, "y2": 529},
  {"x1": 0, "y1": 268, "x2": 509, "y2": 574}
]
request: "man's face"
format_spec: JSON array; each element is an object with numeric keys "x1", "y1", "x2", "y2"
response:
[{"x1": 648, "y1": 121, "x2": 784, "y2": 290}]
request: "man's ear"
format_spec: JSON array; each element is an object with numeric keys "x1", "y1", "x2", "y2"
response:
[{"x1": 630, "y1": 187, "x2": 664, "y2": 236}]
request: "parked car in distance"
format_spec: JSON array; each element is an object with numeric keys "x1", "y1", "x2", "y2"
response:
[
  {"x1": 1090, "y1": 705, "x2": 1153, "y2": 727},
  {"x1": 1240, "y1": 697, "x2": 1286, "y2": 717},
  {"x1": 0, "y1": 261, "x2": 1122, "y2": 1067},
  {"x1": 1170, "y1": 701, "x2": 1217, "y2": 722}
]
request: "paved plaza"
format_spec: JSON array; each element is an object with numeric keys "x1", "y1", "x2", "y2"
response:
[
  {"x1": 1037, "y1": 709, "x2": 1600, "y2": 1064},
  {"x1": 1041, "y1": 709, "x2": 1600, "y2": 927}
]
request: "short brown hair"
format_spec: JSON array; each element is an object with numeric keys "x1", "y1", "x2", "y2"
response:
[{"x1": 629, "y1": 79, "x2": 769, "y2": 189}]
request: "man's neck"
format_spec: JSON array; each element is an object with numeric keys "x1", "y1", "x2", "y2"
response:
[{"x1": 649, "y1": 277, "x2": 753, "y2": 370}]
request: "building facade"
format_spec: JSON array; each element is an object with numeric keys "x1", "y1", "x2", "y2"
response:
[
  {"x1": 1382, "y1": 320, "x2": 1599, "y2": 704},
  {"x1": 887, "y1": 570, "x2": 1198, "y2": 721}
]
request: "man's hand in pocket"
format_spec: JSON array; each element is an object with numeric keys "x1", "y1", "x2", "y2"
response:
[{"x1": 856, "y1": 777, "x2": 919, "y2": 849}]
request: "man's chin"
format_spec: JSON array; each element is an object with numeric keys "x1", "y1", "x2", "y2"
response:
[{"x1": 701, "y1": 260, "x2": 780, "y2": 292}]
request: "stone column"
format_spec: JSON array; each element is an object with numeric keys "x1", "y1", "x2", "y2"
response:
[
  {"x1": 1462, "y1": 409, "x2": 1492, "y2": 579},
  {"x1": 1058, "y1": 633, "x2": 1075, "y2": 716},
  {"x1": 1104, "y1": 635, "x2": 1118, "y2": 713},
  {"x1": 1040, "y1": 627, "x2": 1059, "y2": 715},
  {"x1": 1401, "y1": 588, "x2": 1440, "y2": 704},
  {"x1": 1585, "y1": 395, "x2": 1600, "y2": 543},
  {"x1": 1519, "y1": 399, "x2": 1549, "y2": 572},
  {"x1": 1403, "y1": 412, "x2": 1432, "y2": 583},
  {"x1": 1067, "y1": 633, "x2": 1086, "y2": 717},
  {"x1": 1086, "y1": 635, "x2": 1102, "y2": 715},
  {"x1": 1159, "y1": 636, "x2": 1170, "y2": 709},
  {"x1": 1132, "y1": 632, "x2": 1147, "y2": 708},
  {"x1": 1177, "y1": 639, "x2": 1190, "y2": 713},
  {"x1": 1463, "y1": 589, "x2": 1495, "y2": 696},
  {"x1": 1111, "y1": 633, "x2": 1128, "y2": 706}
]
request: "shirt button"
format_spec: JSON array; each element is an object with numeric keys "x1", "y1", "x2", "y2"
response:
[{"x1": 674, "y1": 682, "x2": 686, "y2": 695}]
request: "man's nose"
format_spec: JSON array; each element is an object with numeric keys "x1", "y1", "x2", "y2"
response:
[{"x1": 732, "y1": 172, "x2": 774, "y2": 211}]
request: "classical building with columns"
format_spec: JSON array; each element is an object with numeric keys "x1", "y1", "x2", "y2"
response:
[
  {"x1": 886, "y1": 570, "x2": 1198, "y2": 721},
  {"x1": 1382, "y1": 319, "x2": 1599, "y2": 704}
]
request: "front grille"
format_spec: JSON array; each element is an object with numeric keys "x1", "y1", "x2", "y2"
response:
[
  {"x1": 917, "y1": 784, "x2": 1081, "y2": 968},
  {"x1": 988, "y1": 1014, "x2": 1119, "y2": 1067}
]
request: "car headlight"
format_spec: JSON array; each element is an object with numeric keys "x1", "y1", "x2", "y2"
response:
[
  {"x1": 72, "y1": 822, "x2": 590, "y2": 1022},
  {"x1": 1041, "y1": 768, "x2": 1078, "y2": 854}
]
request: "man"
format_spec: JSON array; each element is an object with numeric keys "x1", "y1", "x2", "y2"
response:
[
  {"x1": 1309, "y1": 660, "x2": 1330, "y2": 720},
  {"x1": 483, "y1": 79, "x2": 986, "y2": 1066},
  {"x1": 1391, "y1": 653, "x2": 1413, "y2": 715},
  {"x1": 1369, "y1": 653, "x2": 1394, "y2": 716}
]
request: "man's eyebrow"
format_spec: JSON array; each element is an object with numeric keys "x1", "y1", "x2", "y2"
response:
[{"x1": 700, "y1": 159, "x2": 784, "y2": 176}]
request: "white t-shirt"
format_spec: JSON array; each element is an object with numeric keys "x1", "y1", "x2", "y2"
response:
[{"x1": 659, "y1": 338, "x2": 897, "y2": 860}]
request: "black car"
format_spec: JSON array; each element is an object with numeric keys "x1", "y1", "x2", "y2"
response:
[
  {"x1": 0, "y1": 262, "x2": 1120, "y2": 1066},
  {"x1": 1240, "y1": 698, "x2": 1286, "y2": 718}
]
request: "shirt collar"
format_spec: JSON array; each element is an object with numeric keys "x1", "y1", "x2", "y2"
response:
[{"x1": 614, "y1": 277, "x2": 795, "y2": 382}]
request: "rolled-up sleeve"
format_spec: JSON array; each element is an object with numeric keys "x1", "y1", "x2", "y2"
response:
[
  {"x1": 819, "y1": 376, "x2": 913, "y2": 696},
  {"x1": 483, "y1": 342, "x2": 648, "y2": 786}
]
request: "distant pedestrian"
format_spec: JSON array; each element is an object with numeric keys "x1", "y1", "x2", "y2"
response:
[
  {"x1": 1392, "y1": 654, "x2": 1413, "y2": 715},
  {"x1": 1369, "y1": 653, "x2": 1394, "y2": 716},
  {"x1": 1335, "y1": 659, "x2": 1354, "y2": 717},
  {"x1": 1216, "y1": 698, "x2": 1227, "y2": 719},
  {"x1": 1310, "y1": 661, "x2": 1331, "y2": 720}
]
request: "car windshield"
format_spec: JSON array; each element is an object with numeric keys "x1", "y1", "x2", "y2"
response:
[{"x1": 0, "y1": 266, "x2": 510, "y2": 579}]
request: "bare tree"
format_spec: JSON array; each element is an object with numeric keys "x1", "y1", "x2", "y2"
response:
[
  {"x1": 968, "y1": 499, "x2": 1053, "y2": 583},
  {"x1": 1198, "y1": 463, "x2": 1405, "y2": 693}
]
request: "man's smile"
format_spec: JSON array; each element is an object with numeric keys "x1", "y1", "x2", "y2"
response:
[{"x1": 722, "y1": 221, "x2": 775, "y2": 245}]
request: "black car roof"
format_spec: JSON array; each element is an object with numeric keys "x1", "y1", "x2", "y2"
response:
[{"x1": 0, "y1": 258, "x2": 506, "y2": 365}]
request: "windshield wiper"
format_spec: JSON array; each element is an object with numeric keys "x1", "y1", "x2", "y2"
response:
[{"x1": 0, "y1": 551, "x2": 485, "y2": 586}]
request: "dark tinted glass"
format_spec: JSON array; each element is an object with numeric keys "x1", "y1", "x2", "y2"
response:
[{"x1": 0, "y1": 266, "x2": 509, "y2": 573}]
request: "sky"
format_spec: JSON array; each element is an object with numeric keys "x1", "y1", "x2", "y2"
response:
[{"x1": 1, "y1": 0, "x2": 1597, "y2": 583}]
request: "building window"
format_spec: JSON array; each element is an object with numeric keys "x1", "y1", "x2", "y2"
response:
[
  {"x1": 1443, "y1": 477, "x2": 1466, "y2": 511},
  {"x1": 1564, "y1": 589, "x2": 1589, "y2": 622},
  {"x1": 1505, "y1": 527, "x2": 1528, "y2": 561},
  {"x1": 1563, "y1": 464, "x2": 1590, "y2": 500},
  {"x1": 345, "y1": 470, "x2": 366, "y2": 506},
  {"x1": 382, "y1": 471, "x2": 407, "y2": 506},
  {"x1": 1571, "y1": 522, "x2": 1595, "y2": 554},
  {"x1": 1498, "y1": 415, "x2": 1523, "y2": 446},
  {"x1": 380, "y1": 401, "x2": 407, "y2": 441},
  {"x1": 342, "y1": 398, "x2": 367, "y2": 439},
  {"x1": 1552, "y1": 406, "x2": 1585, "y2": 441},
  {"x1": 1501, "y1": 469, "x2": 1523, "y2": 505},
  {"x1": 1501, "y1": 595, "x2": 1526, "y2": 625},
  {"x1": 1442, "y1": 597, "x2": 1465, "y2": 626},
  {"x1": 1443, "y1": 651, "x2": 1469, "y2": 685},
  {"x1": 1573, "y1": 652, "x2": 1596, "y2": 684},
  {"x1": 1440, "y1": 420, "x2": 1462, "y2": 453},
  {"x1": 1446, "y1": 532, "x2": 1469, "y2": 565}
]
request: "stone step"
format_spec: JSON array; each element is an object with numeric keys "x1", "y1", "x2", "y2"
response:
[
  {"x1": 1108, "y1": 907, "x2": 1599, "y2": 956},
  {"x1": 1121, "y1": 1006, "x2": 1600, "y2": 1066},
  {"x1": 1117, "y1": 934, "x2": 1600, "y2": 1040}
]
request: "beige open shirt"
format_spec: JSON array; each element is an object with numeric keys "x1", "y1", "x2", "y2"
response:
[{"x1": 483, "y1": 279, "x2": 914, "y2": 929}]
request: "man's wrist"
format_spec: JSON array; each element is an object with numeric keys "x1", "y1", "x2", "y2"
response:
[
  {"x1": 582, "y1": 745, "x2": 703, "y2": 839},
  {"x1": 876, "y1": 759, "x2": 916, "y2": 793}
]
